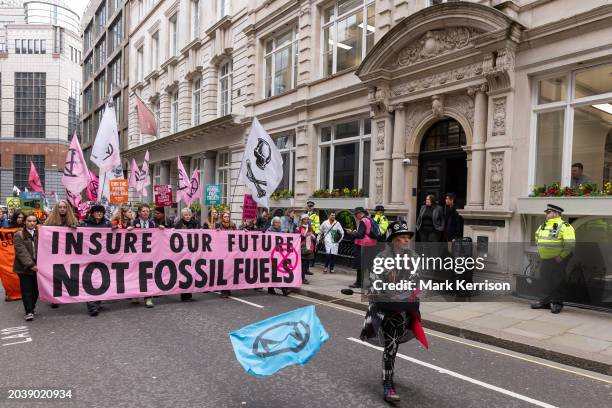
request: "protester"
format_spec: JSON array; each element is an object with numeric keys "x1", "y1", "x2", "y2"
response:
[
  {"x1": 153, "y1": 206, "x2": 169, "y2": 228},
  {"x1": 216, "y1": 211, "x2": 236, "y2": 298},
  {"x1": 298, "y1": 214, "x2": 315, "y2": 284},
  {"x1": 13, "y1": 214, "x2": 39, "y2": 321},
  {"x1": 345, "y1": 207, "x2": 377, "y2": 289},
  {"x1": 173, "y1": 208, "x2": 202, "y2": 302},
  {"x1": 45, "y1": 200, "x2": 79, "y2": 227},
  {"x1": 10, "y1": 210, "x2": 25, "y2": 228},
  {"x1": 360, "y1": 221, "x2": 425, "y2": 403},
  {"x1": 0, "y1": 207, "x2": 9, "y2": 228},
  {"x1": 129, "y1": 204, "x2": 164, "y2": 308},
  {"x1": 240, "y1": 218, "x2": 257, "y2": 231},
  {"x1": 208, "y1": 208, "x2": 219, "y2": 229},
  {"x1": 280, "y1": 208, "x2": 297, "y2": 233},
  {"x1": 79, "y1": 204, "x2": 111, "y2": 316},
  {"x1": 267, "y1": 217, "x2": 282, "y2": 233},
  {"x1": 318, "y1": 211, "x2": 344, "y2": 274},
  {"x1": 256, "y1": 209, "x2": 271, "y2": 232},
  {"x1": 111, "y1": 206, "x2": 136, "y2": 229}
]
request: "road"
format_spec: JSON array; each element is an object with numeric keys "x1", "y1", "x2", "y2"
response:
[{"x1": 1, "y1": 290, "x2": 611, "y2": 408}]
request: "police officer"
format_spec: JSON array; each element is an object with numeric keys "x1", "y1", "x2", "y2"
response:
[
  {"x1": 373, "y1": 205, "x2": 389, "y2": 242},
  {"x1": 531, "y1": 204, "x2": 575, "y2": 314}
]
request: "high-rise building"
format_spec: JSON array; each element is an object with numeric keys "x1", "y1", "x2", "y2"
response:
[
  {"x1": 80, "y1": 0, "x2": 129, "y2": 163},
  {"x1": 0, "y1": 0, "x2": 82, "y2": 202}
]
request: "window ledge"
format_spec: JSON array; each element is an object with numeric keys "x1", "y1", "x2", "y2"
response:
[
  {"x1": 517, "y1": 196, "x2": 612, "y2": 216},
  {"x1": 251, "y1": 88, "x2": 298, "y2": 107},
  {"x1": 205, "y1": 15, "x2": 232, "y2": 37},
  {"x1": 309, "y1": 66, "x2": 359, "y2": 87},
  {"x1": 160, "y1": 55, "x2": 179, "y2": 70},
  {"x1": 130, "y1": 80, "x2": 144, "y2": 92},
  {"x1": 181, "y1": 38, "x2": 201, "y2": 55},
  {"x1": 144, "y1": 70, "x2": 159, "y2": 82},
  {"x1": 269, "y1": 198, "x2": 295, "y2": 208},
  {"x1": 308, "y1": 197, "x2": 368, "y2": 209}
]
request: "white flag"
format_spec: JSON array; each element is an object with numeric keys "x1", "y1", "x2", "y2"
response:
[
  {"x1": 238, "y1": 117, "x2": 283, "y2": 208},
  {"x1": 12, "y1": 185, "x2": 21, "y2": 196},
  {"x1": 137, "y1": 150, "x2": 151, "y2": 198},
  {"x1": 91, "y1": 101, "x2": 121, "y2": 174}
]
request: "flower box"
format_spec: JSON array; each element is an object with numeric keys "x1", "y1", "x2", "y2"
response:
[
  {"x1": 268, "y1": 198, "x2": 294, "y2": 208},
  {"x1": 517, "y1": 196, "x2": 612, "y2": 216}
]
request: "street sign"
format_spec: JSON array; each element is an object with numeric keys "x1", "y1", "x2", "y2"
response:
[
  {"x1": 109, "y1": 179, "x2": 128, "y2": 204},
  {"x1": 154, "y1": 185, "x2": 173, "y2": 207},
  {"x1": 205, "y1": 184, "x2": 221, "y2": 205}
]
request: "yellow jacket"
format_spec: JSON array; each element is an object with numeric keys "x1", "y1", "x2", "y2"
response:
[
  {"x1": 308, "y1": 212, "x2": 320, "y2": 234},
  {"x1": 373, "y1": 213, "x2": 389, "y2": 235},
  {"x1": 535, "y1": 217, "x2": 576, "y2": 260}
]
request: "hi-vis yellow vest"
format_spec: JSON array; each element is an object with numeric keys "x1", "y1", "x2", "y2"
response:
[
  {"x1": 535, "y1": 217, "x2": 576, "y2": 260},
  {"x1": 308, "y1": 212, "x2": 320, "y2": 234}
]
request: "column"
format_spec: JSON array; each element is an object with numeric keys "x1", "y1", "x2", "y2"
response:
[
  {"x1": 390, "y1": 103, "x2": 406, "y2": 204},
  {"x1": 160, "y1": 161, "x2": 171, "y2": 185},
  {"x1": 467, "y1": 84, "x2": 488, "y2": 208},
  {"x1": 159, "y1": 92, "x2": 170, "y2": 138},
  {"x1": 178, "y1": 80, "x2": 191, "y2": 130}
]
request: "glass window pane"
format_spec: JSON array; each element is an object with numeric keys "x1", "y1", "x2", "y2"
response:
[
  {"x1": 535, "y1": 110, "x2": 564, "y2": 186},
  {"x1": 571, "y1": 104, "x2": 612, "y2": 189},
  {"x1": 335, "y1": 120, "x2": 359, "y2": 140},
  {"x1": 321, "y1": 146, "x2": 331, "y2": 189},
  {"x1": 275, "y1": 135, "x2": 289, "y2": 150},
  {"x1": 338, "y1": 0, "x2": 362, "y2": 16},
  {"x1": 575, "y1": 64, "x2": 612, "y2": 99},
  {"x1": 274, "y1": 47, "x2": 291, "y2": 95},
  {"x1": 366, "y1": 4, "x2": 375, "y2": 53},
  {"x1": 362, "y1": 140, "x2": 370, "y2": 195},
  {"x1": 323, "y1": 5, "x2": 334, "y2": 24},
  {"x1": 323, "y1": 26, "x2": 333, "y2": 76},
  {"x1": 278, "y1": 151, "x2": 290, "y2": 192},
  {"x1": 336, "y1": 11, "x2": 363, "y2": 72},
  {"x1": 276, "y1": 30, "x2": 293, "y2": 48},
  {"x1": 333, "y1": 142, "x2": 359, "y2": 190},
  {"x1": 364, "y1": 118, "x2": 371, "y2": 135},
  {"x1": 538, "y1": 77, "x2": 566, "y2": 104},
  {"x1": 265, "y1": 55, "x2": 272, "y2": 98},
  {"x1": 321, "y1": 126, "x2": 332, "y2": 142}
]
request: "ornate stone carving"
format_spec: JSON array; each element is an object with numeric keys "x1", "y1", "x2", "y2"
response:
[
  {"x1": 432, "y1": 95, "x2": 444, "y2": 118},
  {"x1": 368, "y1": 85, "x2": 391, "y2": 116},
  {"x1": 484, "y1": 48, "x2": 515, "y2": 92},
  {"x1": 490, "y1": 152, "x2": 504, "y2": 206},
  {"x1": 404, "y1": 102, "x2": 432, "y2": 146},
  {"x1": 392, "y1": 62, "x2": 484, "y2": 96},
  {"x1": 394, "y1": 27, "x2": 482, "y2": 67},
  {"x1": 492, "y1": 97, "x2": 506, "y2": 136},
  {"x1": 376, "y1": 121, "x2": 385, "y2": 151},
  {"x1": 375, "y1": 165, "x2": 384, "y2": 204},
  {"x1": 445, "y1": 94, "x2": 475, "y2": 131}
]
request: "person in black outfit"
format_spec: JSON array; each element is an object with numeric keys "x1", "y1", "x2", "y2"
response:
[
  {"x1": 80, "y1": 205, "x2": 112, "y2": 316},
  {"x1": 174, "y1": 208, "x2": 202, "y2": 302},
  {"x1": 13, "y1": 214, "x2": 39, "y2": 321},
  {"x1": 443, "y1": 193, "x2": 462, "y2": 246}
]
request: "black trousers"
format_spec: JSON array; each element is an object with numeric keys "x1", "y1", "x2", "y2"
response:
[
  {"x1": 18, "y1": 274, "x2": 38, "y2": 314},
  {"x1": 86, "y1": 301, "x2": 101, "y2": 314},
  {"x1": 539, "y1": 258, "x2": 567, "y2": 305}
]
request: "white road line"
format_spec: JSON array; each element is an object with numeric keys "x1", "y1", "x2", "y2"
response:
[
  {"x1": 347, "y1": 337, "x2": 559, "y2": 408},
  {"x1": 291, "y1": 294, "x2": 612, "y2": 385},
  {"x1": 227, "y1": 296, "x2": 265, "y2": 309}
]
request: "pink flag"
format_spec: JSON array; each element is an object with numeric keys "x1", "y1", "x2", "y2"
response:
[
  {"x1": 176, "y1": 157, "x2": 189, "y2": 206},
  {"x1": 136, "y1": 97, "x2": 157, "y2": 137},
  {"x1": 86, "y1": 170, "x2": 99, "y2": 202},
  {"x1": 28, "y1": 161, "x2": 44, "y2": 193},
  {"x1": 62, "y1": 133, "x2": 90, "y2": 197},
  {"x1": 137, "y1": 150, "x2": 151, "y2": 198},
  {"x1": 184, "y1": 169, "x2": 201, "y2": 208},
  {"x1": 128, "y1": 158, "x2": 139, "y2": 190}
]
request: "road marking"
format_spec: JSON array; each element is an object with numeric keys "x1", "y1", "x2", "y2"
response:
[
  {"x1": 290, "y1": 294, "x2": 612, "y2": 385},
  {"x1": 347, "y1": 337, "x2": 559, "y2": 408},
  {"x1": 227, "y1": 295, "x2": 264, "y2": 309},
  {"x1": 1, "y1": 326, "x2": 32, "y2": 346}
]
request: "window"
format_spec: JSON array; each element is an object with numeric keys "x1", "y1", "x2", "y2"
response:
[
  {"x1": 193, "y1": 78, "x2": 201, "y2": 125},
  {"x1": 274, "y1": 135, "x2": 296, "y2": 193},
  {"x1": 95, "y1": 4, "x2": 106, "y2": 36},
  {"x1": 41, "y1": 39, "x2": 46, "y2": 54},
  {"x1": 532, "y1": 62, "x2": 612, "y2": 190},
  {"x1": 14, "y1": 72, "x2": 46, "y2": 138},
  {"x1": 264, "y1": 28, "x2": 298, "y2": 98},
  {"x1": 136, "y1": 46, "x2": 144, "y2": 82},
  {"x1": 171, "y1": 90, "x2": 178, "y2": 133},
  {"x1": 114, "y1": 94, "x2": 122, "y2": 124},
  {"x1": 15, "y1": 39, "x2": 20, "y2": 54},
  {"x1": 83, "y1": 117, "x2": 92, "y2": 145},
  {"x1": 218, "y1": 0, "x2": 230, "y2": 20},
  {"x1": 169, "y1": 14, "x2": 178, "y2": 57},
  {"x1": 84, "y1": 55, "x2": 93, "y2": 80},
  {"x1": 216, "y1": 151, "x2": 230, "y2": 204},
  {"x1": 68, "y1": 80, "x2": 81, "y2": 136},
  {"x1": 94, "y1": 38, "x2": 106, "y2": 70},
  {"x1": 322, "y1": 0, "x2": 375, "y2": 76},
  {"x1": 151, "y1": 31, "x2": 159, "y2": 71},
  {"x1": 219, "y1": 61, "x2": 232, "y2": 116},
  {"x1": 94, "y1": 106, "x2": 104, "y2": 135},
  {"x1": 84, "y1": 86, "x2": 93, "y2": 112},
  {"x1": 84, "y1": 24, "x2": 93, "y2": 51},
  {"x1": 109, "y1": 15, "x2": 123, "y2": 54},
  {"x1": 192, "y1": 0, "x2": 200, "y2": 40},
  {"x1": 14, "y1": 155, "x2": 45, "y2": 191},
  {"x1": 109, "y1": 56, "x2": 122, "y2": 90},
  {"x1": 34, "y1": 39, "x2": 39, "y2": 54},
  {"x1": 319, "y1": 118, "x2": 371, "y2": 194},
  {"x1": 96, "y1": 71, "x2": 106, "y2": 102}
]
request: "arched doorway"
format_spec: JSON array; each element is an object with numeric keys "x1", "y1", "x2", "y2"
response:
[{"x1": 417, "y1": 118, "x2": 468, "y2": 210}]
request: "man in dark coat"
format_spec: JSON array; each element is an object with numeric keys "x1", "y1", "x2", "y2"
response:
[{"x1": 13, "y1": 214, "x2": 40, "y2": 321}]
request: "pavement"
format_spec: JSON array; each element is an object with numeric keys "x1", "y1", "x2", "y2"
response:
[
  {"x1": 295, "y1": 266, "x2": 612, "y2": 376},
  {"x1": 1, "y1": 290, "x2": 611, "y2": 407}
]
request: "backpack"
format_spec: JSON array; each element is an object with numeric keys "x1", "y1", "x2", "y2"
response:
[{"x1": 366, "y1": 217, "x2": 382, "y2": 240}]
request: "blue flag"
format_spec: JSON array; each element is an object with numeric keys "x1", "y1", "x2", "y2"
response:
[{"x1": 229, "y1": 305, "x2": 330, "y2": 376}]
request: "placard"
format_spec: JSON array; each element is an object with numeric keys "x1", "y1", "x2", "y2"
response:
[
  {"x1": 205, "y1": 184, "x2": 221, "y2": 206},
  {"x1": 154, "y1": 184, "x2": 173, "y2": 207},
  {"x1": 109, "y1": 179, "x2": 129, "y2": 204},
  {"x1": 242, "y1": 194, "x2": 257, "y2": 220}
]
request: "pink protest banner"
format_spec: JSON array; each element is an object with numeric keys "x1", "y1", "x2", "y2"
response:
[
  {"x1": 36, "y1": 227, "x2": 302, "y2": 303},
  {"x1": 242, "y1": 194, "x2": 257, "y2": 220}
]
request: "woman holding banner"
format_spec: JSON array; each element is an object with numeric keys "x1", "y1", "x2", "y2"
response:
[
  {"x1": 216, "y1": 211, "x2": 236, "y2": 298},
  {"x1": 173, "y1": 208, "x2": 203, "y2": 302},
  {"x1": 208, "y1": 208, "x2": 219, "y2": 229},
  {"x1": 111, "y1": 206, "x2": 135, "y2": 229},
  {"x1": 13, "y1": 214, "x2": 39, "y2": 321}
]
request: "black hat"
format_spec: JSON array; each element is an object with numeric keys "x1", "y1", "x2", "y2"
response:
[
  {"x1": 306, "y1": 200, "x2": 315, "y2": 207},
  {"x1": 154, "y1": 206, "x2": 165, "y2": 213},
  {"x1": 353, "y1": 206, "x2": 367, "y2": 216},
  {"x1": 90, "y1": 204, "x2": 105, "y2": 214},
  {"x1": 387, "y1": 221, "x2": 415, "y2": 242},
  {"x1": 545, "y1": 204, "x2": 564, "y2": 213},
  {"x1": 375, "y1": 205, "x2": 385, "y2": 212}
]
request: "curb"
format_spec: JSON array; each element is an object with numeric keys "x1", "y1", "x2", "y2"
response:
[{"x1": 294, "y1": 287, "x2": 612, "y2": 376}]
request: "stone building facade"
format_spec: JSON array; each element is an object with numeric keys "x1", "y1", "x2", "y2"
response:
[
  {"x1": 0, "y1": 0, "x2": 82, "y2": 202},
  {"x1": 122, "y1": 0, "x2": 612, "y2": 283}
]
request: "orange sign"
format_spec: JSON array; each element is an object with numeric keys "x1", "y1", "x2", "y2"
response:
[
  {"x1": 109, "y1": 179, "x2": 129, "y2": 204},
  {"x1": 0, "y1": 228, "x2": 22, "y2": 301}
]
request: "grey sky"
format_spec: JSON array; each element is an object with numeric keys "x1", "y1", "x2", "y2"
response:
[{"x1": 62, "y1": 0, "x2": 87, "y2": 19}]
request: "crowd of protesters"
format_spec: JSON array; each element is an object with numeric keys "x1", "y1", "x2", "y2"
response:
[{"x1": 5, "y1": 198, "x2": 395, "y2": 322}]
